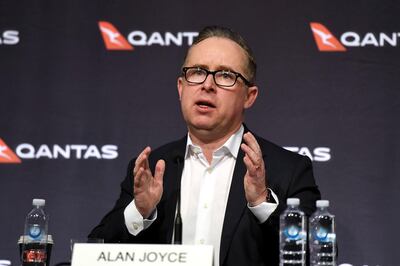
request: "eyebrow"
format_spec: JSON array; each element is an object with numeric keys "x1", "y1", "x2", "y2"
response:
[{"x1": 190, "y1": 64, "x2": 239, "y2": 73}]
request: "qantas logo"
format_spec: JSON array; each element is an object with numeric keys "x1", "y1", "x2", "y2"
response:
[
  {"x1": 310, "y1": 22, "x2": 400, "y2": 51},
  {"x1": 310, "y1": 23, "x2": 346, "y2": 52},
  {"x1": 98, "y1": 21, "x2": 198, "y2": 51},
  {"x1": 0, "y1": 138, "x2": 118, "y2": 162},
  {"x1": 0, "y1": 138, "x2": 21, "y2": 163},
  {"x1": 98, "y1": 21, "x2": 134, "y2": 50}
]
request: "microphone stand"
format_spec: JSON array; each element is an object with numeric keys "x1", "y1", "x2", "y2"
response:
[{"x1": 173, "y1": 154, "x2": 183, "y2": 244}]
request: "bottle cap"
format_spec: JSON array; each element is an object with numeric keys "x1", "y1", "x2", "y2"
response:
[
  {"x1": 316, "y1": 200, "x2": 329, "y2": 207},
  {"x1": 287, "y1": 198, "x2": 300, "y2": 206},
  {"x1": 32, "y1": 199, "x2": 45, "y2": 207}
]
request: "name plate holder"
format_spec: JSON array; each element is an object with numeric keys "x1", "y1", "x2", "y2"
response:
[{"x1": 71, "y1": 243, "x2": 213, "y2": 266}]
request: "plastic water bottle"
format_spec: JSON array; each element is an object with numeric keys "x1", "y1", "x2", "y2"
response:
[
  {"x1": 309, "y1": 200, "x2": 336, "y2": 266},
  {"x1": 279, "y1": 198, "x2": 306, "y2": 266},
  {"x1": 21, "y1": 199, "x2": 49, "y2": 266}
]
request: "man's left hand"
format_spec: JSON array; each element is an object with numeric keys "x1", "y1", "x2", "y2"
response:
[{"x1": 241, "y1": 132, "x2": 269, "y2": 206}]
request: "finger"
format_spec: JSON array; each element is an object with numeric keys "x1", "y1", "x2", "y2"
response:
[
  {"x1": 242, "y1": 133, "x2": 262, "y2": 166},
  {"x1": 243, "y1": 154, "x2": 259, "y2": 176},
  {"x1": 243, "y1": 132, "x2": 261, "y2": 155},
  {"x1": 134, "y1": 146, "x2": 151, "y2": 174},
  {"x1": 137, "y1": 147, "x2": 151, "y2": 164},
  {"x1": 241, "y1": 143, "x2": 262, "y2": 168},
  {"x1": 134, "y1": 167, "x2": 145, "y2": 189},
  {"x1": 142, "y1": 153, "x2": 156, "y2": 181},
  {"x1": 134, "y1": 150, "x2": 146, "y2": 174},
  {"x1": 143, "y1": 154, "x2": 150, "y2": 171},
  {"x1": 154, "y1": 159, "x2": 165, "y2": 185},
  {"x1": 141, "y1": 166, "x2": 152, "y2": 187},
  {"x1": 140, "y1": 147, "x2": 151, "y2": 171}
]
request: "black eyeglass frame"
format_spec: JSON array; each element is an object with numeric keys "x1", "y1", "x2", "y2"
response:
[{"x1": 181, "y1": 66, "x2": 254, "y2": 87}]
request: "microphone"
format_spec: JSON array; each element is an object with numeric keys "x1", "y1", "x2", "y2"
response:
[{"x1": 172, "y1": 150, "x2": 184, "y2": 244}]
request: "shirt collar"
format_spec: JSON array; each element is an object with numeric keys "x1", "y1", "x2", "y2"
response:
[{"x1": 184, "y1": 124, "x2": 244, "y2": 159}]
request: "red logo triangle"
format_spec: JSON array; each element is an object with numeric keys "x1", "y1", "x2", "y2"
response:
[
  {"x1": 0, "y1": 138, "x2": 21, "y2": 163},
  {"x1": 98, "y1": 21, "x2": 134, "y2": 51},
  {"x1": 310, "y1": 22, "x2": 347, "y2": 52}
]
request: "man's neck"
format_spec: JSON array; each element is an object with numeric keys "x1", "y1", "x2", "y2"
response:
[{"x1": 188, "y1": 124, "x2": 242, "y2": 163}]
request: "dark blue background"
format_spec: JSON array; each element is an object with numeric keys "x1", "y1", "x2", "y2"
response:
[{"x1": 1, "y1": 1, "x2": 399, "y2": 265}]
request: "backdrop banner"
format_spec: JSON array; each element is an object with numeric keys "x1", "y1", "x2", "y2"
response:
[{"x1": 1, "y1": 1, "x2": 399, "y2": 266}]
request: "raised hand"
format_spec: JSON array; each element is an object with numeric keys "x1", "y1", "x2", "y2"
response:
[
  {"x1": 241, "y1": 132, "x2": 269, "y2": 206},
  {"x1": 133, "y1": 146, "x2": 165, "y2": 218}
]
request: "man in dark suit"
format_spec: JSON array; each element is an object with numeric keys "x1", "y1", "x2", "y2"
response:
[{"x1": 89, "y1": 25, "x2": 320, "y2": 266}]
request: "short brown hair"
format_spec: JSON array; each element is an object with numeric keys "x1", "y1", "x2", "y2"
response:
[{"x1": 183, "y1": 25, "x2": 257, "y2": 83}]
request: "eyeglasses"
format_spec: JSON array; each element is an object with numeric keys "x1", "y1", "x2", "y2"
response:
[{"x1": 182, "y1": 66, "x2": 253, "y2": 88}]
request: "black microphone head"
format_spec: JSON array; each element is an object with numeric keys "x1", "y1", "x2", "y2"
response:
[{"x1": 171, "y1": 149, "x2": 184, "y2": 164}]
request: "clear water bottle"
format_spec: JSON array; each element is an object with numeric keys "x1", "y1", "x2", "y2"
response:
[
  {"x1": 21, "y1": 199, "x2": 49, "y2": 266},
  {"x1": 309, "y1": 200, "x2": 336, "y2": 266},
  {"x1": 279, "y1": 198, "x2": 306, "y2": 266}
]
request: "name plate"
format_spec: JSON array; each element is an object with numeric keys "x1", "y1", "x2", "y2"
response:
[{"x1": 71, "y1": 244, "x2": 213, "y2": 266}]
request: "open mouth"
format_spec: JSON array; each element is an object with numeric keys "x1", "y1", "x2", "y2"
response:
[{"x1": 196, "y1": 100, "x2": 216, "y2": 108}]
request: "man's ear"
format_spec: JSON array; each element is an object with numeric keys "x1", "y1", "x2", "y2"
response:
[
  {"x1": 244, "y1": 86, "x2": 258, "y2": 109},
  {"x1": 177, "y1": 77, "x2": 183, "y2": 100}
]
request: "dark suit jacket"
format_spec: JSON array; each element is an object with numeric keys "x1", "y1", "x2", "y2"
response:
[{"x1": 89, "y1": 129, "x2": 321, "y2": 266}]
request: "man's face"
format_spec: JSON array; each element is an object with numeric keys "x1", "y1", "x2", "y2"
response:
[{"x1": 177, "y1": 37, "x2": 258, "y2": 141}]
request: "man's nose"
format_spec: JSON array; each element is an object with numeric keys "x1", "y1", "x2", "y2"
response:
[{"x1": 202, "y1": 73, "x2": 216, "y2": 92}]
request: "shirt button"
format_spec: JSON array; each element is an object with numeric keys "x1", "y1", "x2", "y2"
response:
[
  {"x1": 133, "y1": 223, "x2": 139, "y2": 230},
  {"x1": 199, "y1": 239, "x2": 205, "y2": 244},
  {"x1": 204, "y1": 203, "x2": 208, "y2": 209}
]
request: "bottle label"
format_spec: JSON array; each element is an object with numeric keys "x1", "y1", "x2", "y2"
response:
[
  {"x1": 28, "y1": 225, "x2": 42, "y2": 240},
  {"x1": 23, "y1": 249, "x2": 47, "y2": 263},
  {"x1": 313, "y1": 227, "x2": 336, "y2": 242},
  {"x1": 22, "y1": 243, "x2": 47, "y2": 264},
  {"x1": 315, "y1": 226, "x2": 328, "y2": 241},
  {"x1": 283, "y1": 225, "x2": 306, "y2": 241}
]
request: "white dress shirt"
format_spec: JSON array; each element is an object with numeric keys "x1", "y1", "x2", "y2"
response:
[{"x1": 124, "y1": 125, "x2": 279, "y2": 266}]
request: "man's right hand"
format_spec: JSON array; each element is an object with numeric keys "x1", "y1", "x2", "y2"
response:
[{"x1": 133, "y1": 146, "x2": 165, "y2": 218}]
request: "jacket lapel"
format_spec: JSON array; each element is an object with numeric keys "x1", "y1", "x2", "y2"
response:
[
  {"x1": 219, "y1": 137, "x2": 248, "y2": 264},
  {"x1": 158, "y1": 136, "x2": 187, "y2": 243},
  {"x1": 219, "y1": 127, "x2": 268, "y2": 265}
]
